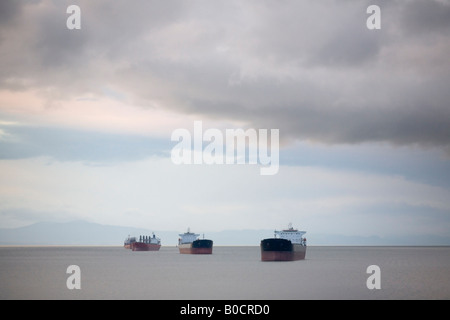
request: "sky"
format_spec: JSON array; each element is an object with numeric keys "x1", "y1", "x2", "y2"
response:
[{"x1": 1, "y1": 0, "x2": 450, "y2": 242}]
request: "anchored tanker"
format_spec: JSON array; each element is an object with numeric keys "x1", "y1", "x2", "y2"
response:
[
  {"x1": 124, "y1": 233, "x2": 161, "y2": 251},
  {"x1": 178, "y1": 228, "x2": 213, "y2": 254},
  {"x1": 260, "y1": 224, "x2": 307, "y2": 261},
  {"x1": 124, "y1": 235, "x2": 135, "y2": 249}
]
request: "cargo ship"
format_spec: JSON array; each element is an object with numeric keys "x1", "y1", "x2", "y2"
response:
[
  {"x1": 124, "y1": 233, "x2": 161, "y2": 251},
  {"x1": 124, "y1": 235, "x2": 136, "y2": 249},
  {"x1": 178, "y1": 228, "x2": 213, "y2": 254},
  {"x1": 260, "y1": 224, "x2": 307, "y2": 261}
]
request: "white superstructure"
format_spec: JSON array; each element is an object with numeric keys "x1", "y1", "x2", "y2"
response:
[
  {"x1": 178, "y1": 228, "x2": 200, "y2": 244},
  {"x1": 274, "y1": 223, "x2": 306, "y2": 245},
  {"x1": 138, "y1": 233, "x2": 161, "y2": 244}
]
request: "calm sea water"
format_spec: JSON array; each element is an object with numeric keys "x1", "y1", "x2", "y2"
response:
[{"x1": 0, "y1": 246, "x2": 449, "y2": 300}]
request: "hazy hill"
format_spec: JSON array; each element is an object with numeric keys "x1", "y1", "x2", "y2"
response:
[
  {"x1": 0, "y1": 221, "x2": 171, "y2": 246},
  {"x1": 0, "y1": 221, "x2": 271, "y2": 246},
  {"x1": 1, "y1": 221, "x2": 449, "y2": 246}
]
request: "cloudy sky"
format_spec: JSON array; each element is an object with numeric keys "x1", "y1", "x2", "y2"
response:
[{"x1": 1, "y1": 0, "x2": 450, "y2": 242}]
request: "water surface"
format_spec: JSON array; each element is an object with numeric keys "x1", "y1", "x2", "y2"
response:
[{"x1": 1, "y1": 246, "x2": 449, "y2": 299}]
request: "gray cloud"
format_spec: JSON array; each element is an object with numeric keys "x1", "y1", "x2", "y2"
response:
[
  {"x1": 399, "y1": 0, "x2": 450, "y2": 36},
  {"x1": 0, "y1": 1, "x2": 22, "y2": 26},
  {"x1": 1, "y1": 0, "x2": 450, "y2": 151}
]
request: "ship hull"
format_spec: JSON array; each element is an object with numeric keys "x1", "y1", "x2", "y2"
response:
[
  {"x1": 179, "y1": 239, "x2": 213, "y2": 254},
  {"x1": 260, "y1": 238, "x2": 306, "y2": 261},
  {"x1": 131, "y1": 242, "x2": 161, "y2": 251}
]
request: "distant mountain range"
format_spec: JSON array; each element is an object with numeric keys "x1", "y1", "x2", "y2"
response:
[{"x1": 1, "y1": 220, "x2": 449, "y2": 246}]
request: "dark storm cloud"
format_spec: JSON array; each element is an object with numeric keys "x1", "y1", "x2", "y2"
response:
[
  {"x1": 1, "y1": 0, "x2": 450, "y2": 151},
  {"x1": 399, "y1": 0, "x2": 450, "y2": 36},
  {"x1": 0, "y1": 1, "x2": 22, "y2": 26},
  {"x1": 0, "y1": 0, "x2": 187, "y2": 92}
]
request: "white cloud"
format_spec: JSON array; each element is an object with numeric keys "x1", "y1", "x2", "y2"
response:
[{"x1": 1, "y1": 156, "x2": 449, "y2": 238}]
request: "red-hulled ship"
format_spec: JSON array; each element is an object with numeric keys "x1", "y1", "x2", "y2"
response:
[
  {"x1": 260, "y1": 224, "x2": 307, "y2": 261},
  {"x1": 124, "y1": 235, "x2": 136, "y2": 249},
  {"x1": 124, "y1": 233, "x2": 161, "y2": 251},
  {"x1": 178, "y1": 228, "x2": 213, "y2": 254}
]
